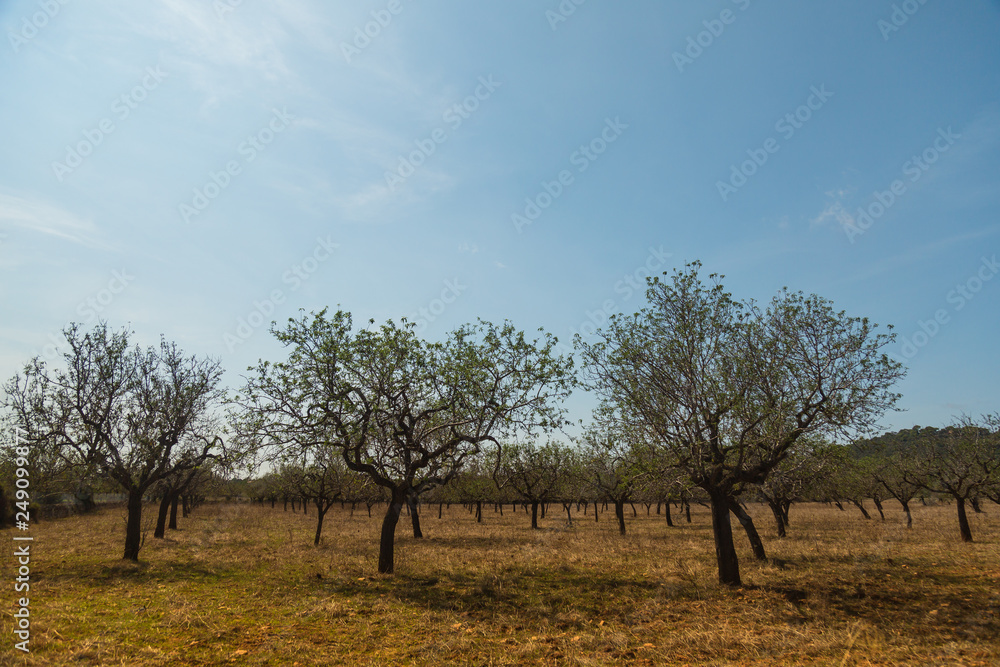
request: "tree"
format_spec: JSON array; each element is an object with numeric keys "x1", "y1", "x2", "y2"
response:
[
  {"x1": 905, "y1": 416, "x2": 1000, "y2": 542},
  {"x1": 496, "y1": 440, "x2": 574, "y2": 529},
  {"x1": 279, "y1": 446, "x2": 356, "y2": 546},
  {"x1": 576, "y1": 420, "x2": 648, "y2": 535},
  {"x1": 854, "y1": 429, "x2": 925, "y2": 528},
  {"x1": 755, "y1": 437, "x2": 837, "y2": 537},
  {"x1": 152, "y1": 463, "x2": 211, "y2": 538},
  {"x1": 576, "y1": 262, "x2": 904, "y2": 586},
  {"x1": 2, "y1": 323, "x2": 226, "y2": 560},
  {"x1": 235, "y1": 310, "x2": 573, "y2": 573}
]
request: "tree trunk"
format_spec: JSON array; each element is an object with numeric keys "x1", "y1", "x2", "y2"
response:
[
  {"x1": 378, "y1": 489, "x2": 406, "y2": 574},
  {"x1": 684, "y1": 499, "x2": 692, "y2": 523},
  {"x1": 767, "y1": 500, "x2": 787, "y2": 538},
  {"x1": 169, "y1": 494, "x2": 179, "y2": 530},
  {"x1": 541, "y1": 503, "x2": 547, "y2": 519},
  {"x1": 438, "y1": 502, "x2": 443, "y2": 519},
  {"x1": 873, "y1": 497, "x2": 885, "y2": 521},
  {"x1": 313, "y1": 504, "x2": 326, "y2": 546},
  {"x1": 630, "y1": 503, "x2": 637, "y2": 518},
  {"x1": 564, "y1": 502, "x2": 572, "y2": 525},
  {"x1": 851, "y1": 499, "x2": 871, "y2": 519},
  {"x1": 971, "y1": 497, "x2": 983, "y2": 514},
  {"x1": 956, "y1": 496, "x2": 973, "y2": 542},
  {"x1": 665, "y1": 500, "x2": 673, "y2": 527},
  {"x1": 780, "y1": 500, "x2": 791, "y2": 527},
  {"x1": 182, "y1": 494, "x2": 190, "y2": 517},
  {"x1": 475, "y1": 500, "x2": 482, "y2": 523},
  {"x1": 531, "y1": 500, "x2": 539, "y2": 529},
  {"x1": 708, "y1": 488, "x2": 741, "y2": 587},
  {"x1": 123, "y1": 489, "x2": 144, "y2": 561},
  {"x1": 408, "y1": 495, "x2": 422, "y2": 538},
  {"x1": 728, "y1": 497, "x2": 766, "y2": 561},
  {"x1": 901, "y1": 499, "x2": 913, "y2": 529},
  {"x1": 614, "y1": 498, "x2": 626, "y2": 535},
  {"x1": 154, "y1": 492, "x2": 170, "y2": 539}
]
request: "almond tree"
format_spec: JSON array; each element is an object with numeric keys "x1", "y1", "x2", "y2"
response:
[
  {"x1": 853, "y1": 429, "x2": 924, "y2": 528},
  {"x1": 905, "y1": 416, "x2": 1000, "y2": 542},
  {"x1": 495, "y1": 440, "x2": 574, "y2": 529},
  {"x1": 2, "y1": 323, "x2": 226, "y2": 560},
  {"x1": 576, "y1": 262, "x2": 904, "y2": 586},
  {"x1": 234, "y1": 310, "x2": 573, "y2": 573},
  {"x1": 755, "y1": 437, "x2": 838, "y2": 536},
  {"x1": 576, "y1": 420, "x2": 648, "y2": 536}
]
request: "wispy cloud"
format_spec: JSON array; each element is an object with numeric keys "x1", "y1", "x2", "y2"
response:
[
  {"x1": 809, "y1": 200, "x2": 856, "y2": 231},
  {"x1": 0, "y1": 192, "x2": 106, "y2": 248}
]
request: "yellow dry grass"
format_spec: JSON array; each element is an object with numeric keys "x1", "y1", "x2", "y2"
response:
[{"x1": 2, "y1": 499, "x2": 999, "y2": 665}]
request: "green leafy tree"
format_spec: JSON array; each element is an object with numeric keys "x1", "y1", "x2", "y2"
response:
[
  {"x1": 576, "y1": 262, "x2": 904, "y2": 586},
  {"x1": 235, "y1": 310, "x2": 573, "y2": 573}
]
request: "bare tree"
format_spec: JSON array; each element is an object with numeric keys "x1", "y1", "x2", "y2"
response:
[
  {"x1": 495, "y1": 440, "x2": 574, "y2": 530},
  {"x1": 2, "y1": 323, "x2": 226, "y2": 560},
  {"x1": 905, "y1": 416, "x2": 1000, "y2": 542},
  {"x1": 576, "y1": 420, "x2": 647, "y2": 535}
]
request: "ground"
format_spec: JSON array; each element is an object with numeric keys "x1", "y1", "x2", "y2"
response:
[{"x1": 2, "y1": 499, "x2": 999, "y2": 666}]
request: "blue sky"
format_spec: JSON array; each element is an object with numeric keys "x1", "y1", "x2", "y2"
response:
[{"x1": 1, "y1": 0, "x2": 998, "y2": 435}]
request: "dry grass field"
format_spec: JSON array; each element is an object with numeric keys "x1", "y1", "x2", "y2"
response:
[{"x1": 2, "y1": 498, "x2": 999, "y2": 666}]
